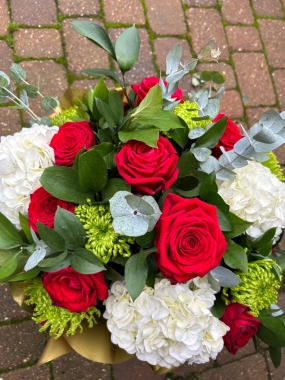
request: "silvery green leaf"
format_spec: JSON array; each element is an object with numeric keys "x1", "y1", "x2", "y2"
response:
[
  {"x1": 271, "y1": 304, "x2": 283, "y2": 317},
  {"x1": 197, "y1": 88, "x2": 208, "y2": 110},
  {"x1": 213, "y1": 86, "x2": 225, "y2": 101},
  {"x1": 242, "y1": 146, "x2": 269, "y2": 161},
  {"x1": 248, "y1": 122, "x2": 262, "y2": 137},
  {"x1": 30, "y1": 228, "x2": 40, "y2": 245},
  {"x1": 192, "y1": 147, "x2": 211, "y2": 162},
  {"x1": 270, "y1": 120, "x2": 285, "y2": 134},
  {"x1": 210, "y1": 266, "x2": 241, "y2": 287},
  {"x1": 253, "y1": 127, "x2": 278, "y2": 144},
  {"x1": 207, "y1": 272, "x2": 221, "y2": 292},
  {"x1": 162, "y1": 99, "x2": 180, "y2": 111},
  {"x1": 125, "y1": 194, "x2": 154, "y2": 215},
  {"x1": 166, "y1": 43, "x2": 182, "y2": 75},
  {"x1": 159, "y1": 76, "x2": 166, "y2": 94},
  {"x1": 163, "y1": 82, "x2": 179, "y2": 100},
  {"x1": 192, "y1": 77, "x2": 200, "y2": 87},
  {"x1": 188, "y1": 90, "x2": 198, "y2": 102},
  {"x1": 188, "y1": 128, "x2": 205, "y2": 139},
  {"x1": 199, "y1": 156, "x2": 220, "y2": 174},
  {"x1": 233, "y1": 137, "x2": 249, "y2": 154},
  {"x1": 254, "y1": 135, "x2": 285, "y2": 152},
  {"x1": 215, "y1": 166, "x2": 236, "y2": 181},
  {"x1": 218, "y1": 150, "x2": 237, "y2": 168},
  {"x1": 280, "y1": 111, "x2": 285, "y2": 119},
  {"x1": 165, "y1": 69, "x2": 185, "y2": 84},
  {"x1": 277, "y1": 129, "x2": 285, "y2": 139},
  {"x1": 10, "y1": 63, "x2": 26, "y2": 84},
  {"x1": 198, "y1": 38, "x2": 216, "y2": 59},
  {"x1": 259, "y1": 109, "x2": 281, "y2": 128},
  {"x1": 40, "y1": 116, "x2": 52, "y2": 126},
  {"x1": 24, "y1": 248, "x2": 47, "y2": 271},
  {"x1": 182, "y1": 58, "x2": 198, "y2": 72},
  {"x1": 20, "y1": 90, "x2": 29, "y2": 107},
  {"x1": 203, "y1": 98, "x2": 219, "y2": 119},
  {"x1": 41, "y1": 96, "x2": 60, "y2": 111},
  {"x1": 0, "y1": 71, "x2": 10, "y2": 87}
]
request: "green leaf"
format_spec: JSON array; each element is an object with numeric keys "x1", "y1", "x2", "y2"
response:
[
  {"x1": 194, "y1": 116, "x2": 227, "y2": 148},
  {"x1": 199, "y1": 172, "x2": 218, "y2": 200},
  {"x1": 269, "y1": 346, "x2": 282, "y2": 368},
  {"x1": 276, "y1": 255, "x2": 285, "y2": 270},
  {"x1": 133, "y1": 85, "x2": 162, "y2": 118},
  {"x1": 54, "y1": 208, "x2": 85, "y2": 250},
  {"x1": 78, "y1": 148, "x2": 108, "y2": 192},
  {"x1": 8, "y1": 266, "x2": 40, "y2": 282},
  {"x1": 101, "y1": 178, "x2": 131, "y2": 200},
  {"x1": 252, "y1": 227, "x2": 277, "y2": 249},
  {"x1": 173, "y1": 175, "x2": 199, "y2": 192},
  {"x1": 40, "y1": 166, "x2": 94, "y2": 204},
  {"x1": 211, "y1": 293, "x2": 226, "y2": 318},
  {"x1": 93, "y1": 143, "x2": 116, "y2": 169},
  {"x1": 224, "y1": 213, "x2": 252, "y2": 239},
  {"x1": 136, "y1": 230, "x2": 156, "y2": 248},
  {"x1": 257, "y1": 316, "x2": 285, "y2": 347},
  {"x1": 119, "y1": 126, "x2": 159, "y2": 147},
  {"x1": 125, "y1": 253, "x2": 148, "y2": 301},
  {"x1": 0, "y1": 71, "x2": 10, "y2": 87},
  {"x1": 37, "y1": 222, "x2": 66, "y2": 252},
  {"x1": 104, "y1": 265, "x2": 124, "y2": 281},
  {"x1": 108, "y1": 89, "x2": 124, "y2": 125},
  {"x1": 10, "y1": 63, "x2": 26, "y2": 83},
  {"x1": 38, "y1": 250, "x2": 68, "y2": 268},
  {"x1": 41, "y1": 96, "x2": 59, "y2": 111},
  {"x1": 82, "y1": 68, "x2": 121, "y2": 85},
  {"x1": 97, "y1": 98, "x2": 122, "y2": 128},
  {"x1": 177, "y1": 151, "x2": 196, "y2": 178},
  {"x1": 204, "y1": 191, "x2": 233, "y2": 231},
  {"x1": 136, "y1": 110, "x2": 183, "y2": 131},
  {"x1": 200, "y1": 71, "x2": 225, "y2": 84},
  {"x1": 18, "y1": 84, "x2": 38, "y2": 98},
  {"x1": 0, "y1": 251, "x2": 19, "y2": 280},
  {"x1": 71, "y1": 248, "x2": 105, "y2": 274},
  {"x1": 41, "y1": 257, "x2": 71, "y2": 273},
  {"x1": 19, "y1": 212, "x2": 33, "y2": 244},
  {"x1": 168, "y1": 126, "x2": 189, "y2": 148},
  {"x1": 71, "y1": 21, "x2": 116, "y2": 59},
  {"x1": 115, "y1": 26, "x2": 140, "y2": 73},
  {"x1": 0, "y1": 212, "x2": 25, "y2": 249},
  {"x1": 223, "y1": 240, "x2": 248, "y2": 273}
]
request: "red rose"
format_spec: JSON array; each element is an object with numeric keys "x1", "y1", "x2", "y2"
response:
[
  {"x1": 220, "y1": 303, "x2": 262, "y2": 354},
  {"x1": 42, "y1": 267, "x2": 108, "y2": 313},
  {"x1": 115, "y1": 136, "x2": 179, "y2": 195},
  {"x1": 154, "y1": 193, "x2": 227, "y2": 283},
  {"x1": 131, "y1": 76, "x2": 184, "y2": 105},
  {"x1": 49, "y1": 121, "x2": 96, "y2": 167},
  {"x1": 211, "y1": 113, "x2": 242, "y2": 158},
  {"x1": 28, "y1": 187, "x2": 75, "y2": 232}
]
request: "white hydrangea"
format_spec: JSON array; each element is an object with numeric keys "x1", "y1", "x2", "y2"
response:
[
  {"x1": 103, "y1": 277, "x2": 229, "y2": 368},
  {"x1": 0, "y1": 123, "x2": 59, "y2": 228},
  {"x1": 217, "y1": 161, "x2": 285, "y2": 239}
]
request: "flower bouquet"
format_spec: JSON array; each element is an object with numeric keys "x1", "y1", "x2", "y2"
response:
[{"x1": 1, "y1": 21, "x2": 285, "y2": 374}]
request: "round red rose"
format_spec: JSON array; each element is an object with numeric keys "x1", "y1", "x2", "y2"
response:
[
  {"x1": 115, "y1": 136, "x2": 179, "y2": 195},
  {"x1": 42, "y1": 267, "x2": 108, "y2": 313},
  {"x1": 28, "y1": 186, "x2": 75, "y2": 232},
  {"x1": 49, "y1": 121, "x2": 96, "y2": 167},
  {"x1": 220, "y1": 303, "x2": 262, "y2": 354},
  {"x1": 131, "y1": 76, "x2": 184, "y2": 105},
  {"x1": 154, "y1": 193, "x2": 227, "y2": 283},
  {"x1": 211, "y1": 113, "x2": 242, "y2": 158}
]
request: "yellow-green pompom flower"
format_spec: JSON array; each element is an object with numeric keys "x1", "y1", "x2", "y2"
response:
[
  {"x1": 262, "y1": 151, "x2": 285, "y2": 181},
  {"x1": 174, "y1": 100, "x2": 211, "y2": 130},
  {"x1": 50, "y1": 106, "x2": 87, "y2": 126},
  {"x1": 25, "y1": 281, "x2": 100, "y2": 338},
  {"x1": 75, "y1": 203, "x2": 134, "y2": 264},
  {"x1": 222, "y1": 259, "x2": 281, "y2": 317}
]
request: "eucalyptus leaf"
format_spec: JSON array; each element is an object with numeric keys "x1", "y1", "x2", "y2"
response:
[
  {"x1": 18, "y1": 84, "x2": 38, "y2": 98},
  {"x1": 166, "y1": 43, "x2": 182, "y2": 75},
  {"x1": 188, "y1": 128, "x2": 205, "y2": 140},
  {"x1": 210, "y1": 266, "x2": 241, "y2": 287},
  {"x1": 41, "y1": 96, "x2": 59, "y2": 111},
  {"x1": 24, "y1": 248, "x2": 47, "y2": 271},
  {"x1": 10, "y1": 63, "x2": 26, "y2": 83},
  {"x1": 0, "y1": 71, "x2": 10, "y2": 87},
  {"x1": 198, "y1": 38, "x2": 215, "y2": 59},
  {"x1": 192, "y1": 147, "x2": 211, "y2": 162},
  {"x1": 125, "y1": 253, "x2": 148, "y2": 301}
]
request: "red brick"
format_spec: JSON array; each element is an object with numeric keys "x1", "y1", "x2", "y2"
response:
[
  {"x1": 259, "y1": 20, "x2": 285, "y2": 68},
  {"x1": 273, "y1": 70, "x2": 285, "y2": 110},
  {"x1": 246, "y1": 107, "x2": 276, "y2": 127},
  {"x1": 14, "y1": 29, "x2": 63, "y2": 58},
  {"x1": 197, "y1": 62, "x2": 236, "y2": 89},
  {"x1": 266, "y1": 350, "x2": 285, "y2": 380},
  {"x1": 219, "y1": 90, "x2": 244, "y2": 119},
  {"x1": 104, "y1": 0, "x2": 145, "y2": 25},
  {"x1": 113, "y1": 358, "x2": 165, "y2": 380},
  {"x1": 0, "y1": 40, "x2": 13, "y2": 76},
  {"x1": 216, "y1": 340, "x2": 256, "y2": 365},
  {"x1": 108, "y1": 28, "x2": 156, "y2": 84},
  {"x1": 57, "y1": 0, "x2": 100, "y2": 16},
  {"x1": 252, "y1": 0, "x2": 284, "y2": 17},
  {"x1": 274, "y1": 144, "x2": 285, "y2": 166},
  {"x1": 63, "y1": 18, "x2": 109, "y2": 76},
  {"x1": 1, "y1": 365, "x2": 51, "y2": 380},
  {"x1": 153, "y1": 37, "x2": 191, "y2": 73},
  {"x1": 0, "y1": 107, "x2": 22, "y2": 136},
  {"x1": 226, "y1": 26, "x2": 262, "y2": 51},
  {"x1": 0, "y1": 0, "x2": 10, "y2": 35},
  {"x1": 233, "y1": 53, "x2": 276, "y2": 107},
  {"x1": 222, "y1": 0, "x2": 254, "y2": 24},
  {"x1": 182, "y1": 0, "x2": 216, "y2": 5},
  {"x1": 145, "y1": 0, "x2": 186, "y2": 35},
  {"x1": 10, "y1": 0, "x2": 57, "y2": 26},
  {"x1": 186, "y1": 8, "x2": 229, "y2": 60}
]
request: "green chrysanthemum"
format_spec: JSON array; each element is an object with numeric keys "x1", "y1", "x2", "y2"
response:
[
  {"x1": 262, "y1": 151, "x2": 285, "y2": 181},
  {"x1": 25, "y1": 281, "x2": 100, "y2": 338},
  {"x1": 222, "y1": 259, "x2": 281, "y2": 316},
  {"x1": 75, "y1": 203, "x2": 134, "y2": 264},
  {"x1": 50, "y1": 106, "x2": 87, "y2": 126},
  {"x1": 174, "y1": 100, "x2": 211, "y2": 130}
]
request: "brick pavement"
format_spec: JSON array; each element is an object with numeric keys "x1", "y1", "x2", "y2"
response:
[{"x1": 1, "y1": 0, "x2": 285, "y2": 379}]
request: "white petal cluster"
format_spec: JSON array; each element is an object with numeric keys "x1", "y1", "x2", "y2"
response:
[
  {"x1": 0, "y1": 124, "x2": 58, "y2": 228},
  {"x1": 217, "y1": 161, "x2": 285, "y2": 239},
  {"x1": 103, "y1": 277, "x2": 229, "y2": 368}
]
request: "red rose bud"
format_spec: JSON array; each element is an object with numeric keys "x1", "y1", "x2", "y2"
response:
[
  {"x1": 211, "y1": 113, "x2": 243, "y2": 158},
  {"x1": 220, "y1": 303, "x2": 262, "y2": 354},
  {"x1": 131, "y1": 76, "x2": 184, "y2": 105},
  {"x1": 42, "y1": 267, "x2": 108, "y2": 313},
  {"x1": 28, "y1": 187, "x2": 75, "y2": 232},
  {"x1": 115, "y1": 136, "x2": 179, "y2": 195},
  {"x1": 154, "y1": 193, "x2": 227, "y2": 283},
  {"x1": 49, "y1": 121, "x2": 96, "y2": 167}
]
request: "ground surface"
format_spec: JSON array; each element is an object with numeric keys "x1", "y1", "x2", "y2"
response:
[{"x1": 1, "y1": 0, "x2": 285, "y2": 379}]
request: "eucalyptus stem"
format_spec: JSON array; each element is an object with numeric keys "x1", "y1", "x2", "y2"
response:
[{"x1": 6, "y1": 95, "x2": 37, "y2": 120}]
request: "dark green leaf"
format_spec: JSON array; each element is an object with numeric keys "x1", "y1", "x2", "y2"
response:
[
  {"x1": 136, "y1": 110, "x2": 183, "y2": 131},
  {"x1": 101, "y1": 178, "x2": 131, "y2": 200},
  {"x1": 115, "y1": 26, "x2": 140, "y2": 73},
  {"x1": 133, "y1": 85, "x2": 162, "y2": 118},
  {"x1": 223, "y1": 240, "x2": 248, "y2": 273},
  {"x1": 104, "y1": 265, "x2": 124, "y2": 281},
  {"x1": 136, "y1": 230, "x2": 156, "y2": 248},
  {"x1": 38, "y1": 250, "x2": 68, "y2": 268},
  {"x1": 168, "y1": 126, "x2": 189, "y2": 148},
  {"x1": 211, "y1": 293, "x2": 226, "y2": 318},
  {"x1": 18, "y1": 84, "x2": 38, "y2": 98},
  {"x1": 19, "y1": 212, "x2": 33, "y2": 244},
  {"x1": 8, "y1": 266, "x2": 40, "y2": 282},
  {"x1": 200, "y1": 71, "x2": 225, "y2": 84},
  {"x1": 173, "y1": 175, "x2": 199, "y2": 191},
  {"x1": 257, "y1": 316, "x2": 285, "y2": 347},
  {"x1": 224, "y1": 214, "x2": 253, "y2": 239},
  {"x1": 0, "y1": 212, "x2": 25, "y2": 249},
  {"x1": 108, "y1": 90, "x2": 124, "y2": 125},
  {"x1": 251, "y1": 227, "x2": 277, "y2": 249},
  {"x1": 276, "y1": 255, "x2": 285, "y2": 270},
  {"x1": 70, "y1": 248, "x2": 105, "y2": 274},
  {"x1": 177, "y1": 151, "x2": 196, "y2": 178},
  {"x1": 204, "y1": 191, "x2": 233, "y2": 231},
  {"x1": 199, "y1": 172, "x2": 218, "y2": 200},
  {"x1": 41, "y1": 257, "x2": 71, "y2": 272},
  {"x1": 37, "y1": 222, "x2": 66, "y2": 252},
  {"x1": 93, "y1": 143, "x2": 116, "y2": 169},
  {"x1": 269, "y1": 346, "x2": 282, "y2": 368},
  {"x1": 54, "y1": 208, "x2": 85, "y2": 250},
  {"x1": 194, "y1": 116, "x2": 227, "y2": 148},
  {"x1": 119, "y1": 126, "x2": 159, "y2": 147},
  {"x1": 82, "y1": 68, "x2": 121, "y2": 85},
  {"x1": 0, "y1": 251, "x2": 19, "y2": 279},
  {"x1": 125, "y1": 253, "x2": 148, "y2": 301},
  {"x1": 78, "y1": 148, "x2": 108, "y2": 192}
]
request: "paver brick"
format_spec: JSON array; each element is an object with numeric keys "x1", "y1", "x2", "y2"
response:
[
  {"x1": 0, "y1": 0, "x2": 10, "y2": 36},
  {"x1": 219, "y1": 90, "x2": 244, "y2": 119},
  {"x1": 200, "y1": 354, "x2": 269, "y2": 380},
  {"x1": 0, "y1": 321, "x2": 46, "y2": 370},
  {"x1": 186, "y1": 8, "x2": 229, "y2": 60},
  {"x1": 266, "y1": 350, "x2": 285, "y2": 380},
  {"x1": 145, "y1": 0, "x2": 186, "y2": 35},
  {"x1": 259, "y1": 20, "x2": 285, "y2": 68},
  {"x1": 216, "y1": 340, "x2": 256, "y2": 365},
  {"x1": 0, "y1": 364, "x2": 51, "y2": 379},
  {"x1": 273, "y1": 70, "x2": 285, "y2": 110},
  {"x1": 233, "y1": 52, "x2": 276, "y2": 107},
  {"x1": 222, "y1": 0, "x2": 254, "y2": 24},
  {"x1": 197, "y1": 62, "x2": 236, "y2": 89},
  {"x1": 246, "y1": 107, "x2": 273, "y2": 127},
  {"x1": 10, "y1": 0, "x2": 57, "y2": 26},
  {"x1": 182, "y1": 0, "x2": 217, "y2": 5},
  {"x1": 57, "y1": 0, "x2": 100, "y2": 16},
  {"x1": 0, "y1": 284, "x2": 30, "y2": 322},
  {"x1": 104, "y1": 0, "x2": 145, "y2": 25},
  {"x1": 14, "y1": 29, "x2": 63, "y2": 58},
  {"x1": 63, "y1": 18, "x2": 109, "y2": 76},
  {"x1": 226, "y1": 26, "x2": 262, "y2": 52},
  {"x1": 0, "y1": 107, "x2": 22, "y2": 135},
  {"x1": 252, "y1": 0, "x2": 284, "y2": 18},
  {"x1": 0, "y1": 40, "x2": 13, "y2": 76},
  {"x1": 52, "y1": 352, "x2": 111, "y2": 380},
  {"x1": 113, "y1": 358, "x2": 165, "y2": 380},
  {"x1": 171, "y1": 359, "x2": 214, "y2": 377}
]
